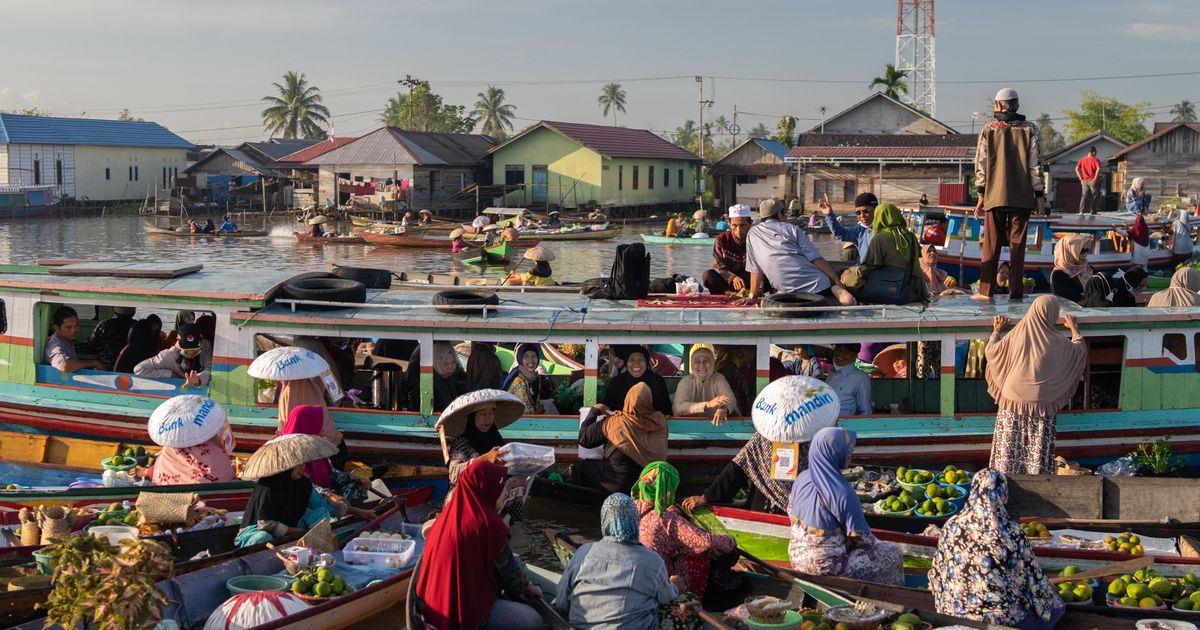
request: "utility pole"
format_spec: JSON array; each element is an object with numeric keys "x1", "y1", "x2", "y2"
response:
[
  {"x1": 398, "y1": 75, "x2": 424, "y2": 130},
  {"x1": 732, "y1": 105, "x2": 740, "y2": 146},
  {"x1": 819, "y1": 106, "x2": 828, "y2": 133},
  {"x1": 696, "y1": 76, "x2": 705, "y2": 206}
]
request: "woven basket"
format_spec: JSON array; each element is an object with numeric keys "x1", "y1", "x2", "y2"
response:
[
  {"x1": 136, "y1": 492, "x2": 197, "y2": 524},
  {"x1": 1181, "y1": 535, "x2": 1200, "y2": 559},
  {"x1": 37, "y1": 506, "x2": 72, "y2": 545},
  {"x1": 18, "y1": 509, "x2": 40, "y2": 547},
  {"x1": 299, "y1": 518, "x2": 337, "y2": 553}
]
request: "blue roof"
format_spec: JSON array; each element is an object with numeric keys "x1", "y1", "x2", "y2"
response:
[
  {"x1": 752, "y1": 138, "x2": 789, "y2": 160},
  {"x1": 0, "y1": 114, "x2": 193, "y2": 149}
]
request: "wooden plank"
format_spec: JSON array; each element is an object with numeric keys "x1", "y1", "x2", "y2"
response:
[
  {"x1": 47, "y1": 262, "x2": 204, "y2": 279},
  {"x1": 1103, "y1": 476, "x2": 1200, "y2": 521},
  {"x1": 1006, "y1": 474, "x2": 1103, "y2": 519}
]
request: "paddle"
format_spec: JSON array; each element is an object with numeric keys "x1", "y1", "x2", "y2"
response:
[
  {"x1": 1048, "y1": 555, "x2": 1154, "y2": 585},
  {"x1": 498, "y1": 256, "x2": 528, "y2": 286}
]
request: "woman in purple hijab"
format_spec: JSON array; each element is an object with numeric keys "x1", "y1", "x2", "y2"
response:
[{"x1": 786, "y1": 427, "x2": 903, "y2": 585}]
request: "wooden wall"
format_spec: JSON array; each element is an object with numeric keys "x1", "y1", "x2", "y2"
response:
[
  {"x1": 1113, "y1": 125, "x2": 1200, "y2": 199},
  {"x1": 800, "y1": 163, "x2": 966, "y2": 210}
]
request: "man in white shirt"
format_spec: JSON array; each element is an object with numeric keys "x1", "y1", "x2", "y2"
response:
[{"x1": 825, "y1": 344, "x2": 872, "y2": 416}]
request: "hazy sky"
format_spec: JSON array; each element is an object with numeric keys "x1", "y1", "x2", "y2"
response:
[{"x1": 3, "y1": 0, "x2": 1196, "y2": 145}]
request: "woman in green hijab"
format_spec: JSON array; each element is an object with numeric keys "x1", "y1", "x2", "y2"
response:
[{"x1": 862, "y1": 203, "x2": 930, "y2": 303}]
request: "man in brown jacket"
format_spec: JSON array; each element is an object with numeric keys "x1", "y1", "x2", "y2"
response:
[{"x1": 973, "y1": 88, "x2": 1044, "y2": 301}]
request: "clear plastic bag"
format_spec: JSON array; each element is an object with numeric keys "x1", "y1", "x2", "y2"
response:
[
  {"x1": 1096, "y1": 456, "x2": 1136, "y2": 477},
  {"x1": 500, "y1": 442, "x2": 556, "y2": 475}
]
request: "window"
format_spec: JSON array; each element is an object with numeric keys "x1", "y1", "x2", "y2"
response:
[
  {"x1": 135, "y1": 166, "x2": 139, "y2": 181},
  {"x1": 129, "y1": 166, "x2": 134, "y2": 182},
  {"x1": 55, "y1": 160, "x2": 63, "y2": 185},
  {"x1": 814, "y1": 180, "x2": 858, "y2": 203},
  {"x1": 163, "y1": 167, "x2": 168, "y2": 184},
  {"x1": 664, "y1": 166, "x2": 670, "y2": 187},
  {"x1": 33, "y1": 159, "x2": 41, "y2": 185},
  {"x1": 678, "y1": 168, "x2": 684, "y2": 189},
  {"x1": 632, "y1": 165, "x2": 639, "y2": 190},
  {"x1": 105, "y1": 168, "x2": 110, "y2": 181},
  {"x1": 618, "y1": 165, "x2": 623, "y2": 190},
  {"x1": 504, "y1": 164, "x2": 525, "y2": 187},
  {"x1": 735, "y1": 175, "x2": 761, "y2": 184},
  {"x1": 1164, "y1": 333, "x2": 1187, "y2": 362},
  {"x1": 648, "y1": 165, "x2": 654, "y2": 190},
  {"x1": 843, "y1": 180, "x2": 857, "y2": 202}
]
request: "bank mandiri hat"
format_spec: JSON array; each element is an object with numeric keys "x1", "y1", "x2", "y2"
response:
[{"x1": 750, "y1": 375, "x2": 840, "y2": 443}]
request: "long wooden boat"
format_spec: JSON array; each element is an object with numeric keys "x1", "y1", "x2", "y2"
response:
[
  {"x1": 1, "y1": 264, "x2": 1200, "y2": 469},
  {"x1": 470, "y1": 225, "x2": 621, "y2": 243},
  {"x1": 360, "y1": 230, "x2": 449, "y2": 248},
  {"x1": 455, "y1": 242, "x2": 513, "y2": 266},
  {"x1": 641, "y1": 234, "x2": 716, "y2": 246},
  {"x1": 144, "y1": 225, "x2": 269, "y2": 238},
  {"x1": 292, "y1": 231, "x2": 366, "y2": 245}
]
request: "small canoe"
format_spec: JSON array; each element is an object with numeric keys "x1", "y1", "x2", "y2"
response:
[
  {"x1": 360, "y1": 231, "x2": 449, "y2": 248},
  {"x1": 640, "y1": 234, "x2": 715, "y2": 245},
  {"x1": 145, "y1": 225, "x2": 268, "y2": 238},
  {"x1": 456, "y1": 242, "x2": 512, "y2": 266},
  {"x1": 292, "y1": 232, "x2": 366, "y2": 245}
]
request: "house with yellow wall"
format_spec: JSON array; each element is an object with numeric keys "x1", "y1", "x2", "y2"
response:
[
  {"x1": 488, "y1": 121, "x2": 700, "y2": 211},
  {"x1": 0, "y1": 114, "x2": 192, "y2": 202}
]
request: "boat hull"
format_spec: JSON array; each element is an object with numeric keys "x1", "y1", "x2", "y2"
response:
[
  {"x1": 640, "y1": 234, "x2": 715, "y2": 246},
  {"x1": 481, "y1": 226, "x2": 621, "y2": 242},
  {"x1": 292, "y1": 232, "x2": 366, "y2": 245},
  {"x1": 360, "y1": 231, "x2": 447, "y2": 248},
  {"x1": 145, "y1": 225, "x2": 268, "y2": 238}
]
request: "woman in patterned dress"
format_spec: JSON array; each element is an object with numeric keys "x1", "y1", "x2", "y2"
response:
[
  {"x1": 985, "y1": 295, "x2": 1087, "y2": 474},
  {"x1": 436, "y1": 389, "x2": 532, "y2": 523},
  {"x1": 928, "y1": 469, "x2": 1064, "y2": 629},
  {"x1": 786, "y1": 427, "x2": 903, "y2": 585},
  {"x1": 502, "y1": 342, "x2": 552, "y2": 414}
]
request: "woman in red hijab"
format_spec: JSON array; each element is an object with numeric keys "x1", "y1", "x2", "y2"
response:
[
  {"x1": 1122, "y1": 213, "x2": 1151, "y2": 269},
  {"x1": 280, "y1": 405, "x2": 368, "y2": 503},
  {"x1": 415, "y1": 460, "x2": 543, "y2": 630}
]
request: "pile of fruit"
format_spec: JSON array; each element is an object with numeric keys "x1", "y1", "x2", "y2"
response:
[
  {"x1": 1022, "y1": 522, "x2": 1051, "y2": 540},
  {"x1": 1106, "y1": 569, "x2": 1198, "y2": 609},
  {"x1": 923, "y1": 484, "x2": 962, "y2": 502},
  {"x1": 119, "y1": 446, "x2": 155, "y2": 467},
  {"x1": 915, "y1": 496, "x2": 955, "y2": 517},
  {"x1": 94, "y1": 502, "x2": 138, "y2": 527},
  {"x1": 887, "y1": 613, "x2": 924, "y2": 630},
  {"x1": 877, "y1": 491, "x2": 918, "y2": 514},
  {"x1": 937, "y1": 465, "x2": 971, "y2": 486},
  {"x1": 290, "y1": 567, "x2": 351, "y2": 599},
  {"x1": 1104, "y1": 532, "x2": 1145, "y2": 555},
  {"x1": 895, "y1": 467, "x2": 933, "y2": 486},
  {"x1": 102, "y1": 455, "x2": 137, "y2": 469},
  {"x1": 1055, "y1": 566, "x2": 1093, "y2": 604}
]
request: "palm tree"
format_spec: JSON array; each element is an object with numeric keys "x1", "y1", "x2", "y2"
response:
[
  {"x1": 748, "y1": 123, "x2": 770, "y2": 138},
  {"x1": 472, "y1": 86, "x2": 517, "y2": 139},
  {"x1": 1172, "y1": 100, "x2": 1197, "y2": 123},
  {"x1": 260, "y1": 71, "x2": 330, "y2": 139},
  {"x1": 598, "y1": 82, "x2": 627, "y2": 126},
  {"x1": 671, "y1": 120, "x2": 697, "y2": 150},
  {"x1": 380, "y1": 93, "x2": 405, "y2": 127},
  {"x1": 868, "y1": 64, "x2": 909, "y2": 100},
  {"x1": 775, "y1": 115, "x2": 797, "y2": 147}
]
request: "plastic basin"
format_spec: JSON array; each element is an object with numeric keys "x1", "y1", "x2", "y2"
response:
[
  {"x1": 226, "y1": 575, "x2": 290, "y2": 596},
  {"x1": 31, "y1": 550, "x2": 57, "y2": 575},
  {"x1": 747, "y1": 610, "x2": 802, "y2": 630}
]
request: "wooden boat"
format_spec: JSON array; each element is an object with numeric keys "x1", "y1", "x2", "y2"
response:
[
  {"x1": 144, "y1": 225, "x2": 269, "y2": 238},
  {"x1": 456, "y1": 242, "x2": 513, "y2": 266},
  {"x1": 360, "y1": 230, "x2": 448, "y2": 248},
  {"x1": 0, "y1": 186, "x2": 58, "y2": 219},
  {"x1": 292, "y1": 231, "x2": 366, "y2": 245},
  {"x1": 2, "y1": 263, "x2": 1200, "y2": 469},
  {"x1": 641, "y1": 233, "x2": 716, "y2": 246},
  {"x1": 472, "y1": 224, "x2": 621, "y2": 243}
]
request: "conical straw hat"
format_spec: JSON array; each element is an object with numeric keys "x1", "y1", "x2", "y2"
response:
[
  {"x1": 434, "y1": 389, "x2": 526, "y2": 439},
  {"x1": 240, "y1": 434, "x2": 338, "y2": 480},
  {"x1": 450, "y1": 228, "x2": 465, "y2": 240},
  {"x1": 523, "y1": 246, "x2": 555, "y2": 262},
  {"x1": 307, "y1": 215, "x2": 330, "y2": 225}
]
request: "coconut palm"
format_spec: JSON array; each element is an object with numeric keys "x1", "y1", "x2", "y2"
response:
[
  {"x1": 672, "y1": 120, "x2": 697, "y2": 150},
  {"x1": 598, "y1": 82, "x2": 627, "y2": 126},
  {"x1": 1171, "y1": 100, "x2": 1197, "y2": 123},
  {"x1": 260, "y1": 71, "x2": 330, "y2": 139},
  {"x1": 775, "y1": 115, "x2": 797, "y2": 147},
  {"x1": 472, "y1": 86, "x2": 517, "y2": 139},
  {"x1": 748, "y1": 123, "x2": 770, "y2": 138},
  {"x1": 868, "y1": 64, "x2": 909, "y2": 100},
  {"x1": 380, "y1": 93, "x2": 405, "y2": 127}
]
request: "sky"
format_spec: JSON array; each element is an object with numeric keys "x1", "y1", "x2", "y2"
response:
[{"x1": 2, "y1": 0, "x2": 1197, "y2": 146}]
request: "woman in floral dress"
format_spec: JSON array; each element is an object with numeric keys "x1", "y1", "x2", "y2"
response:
[
  {"x1": 786, "y1": 427, "x2": 903, "y2": 585},
  {"x1": 502, "y1": 342, "x2": 552, "y2": 414}
]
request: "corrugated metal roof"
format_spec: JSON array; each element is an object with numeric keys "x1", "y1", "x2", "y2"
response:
[
  {"x1": 795, "y1": 133, "x2": 976, "y2": 148},
  {"x1": 787, "y1": 146, "x2": 970, "y2": 158},
  {"x1": 306, "y1": 128, "x2": 497, "y2": 166},
  {"x1": 245, "y1": 139, "x2": 320, "y2": 161},
  {"x1": 1108, "y1": 122, "x2": 1200, "y2": 162},
  {"x1": 277, "y1": 137, "x2": 357, "y2": 163},
  {"x1": 0, "y1": 114, "x2": 193, "y2": 148},
  {"x1": 752, "y1": 138, "x2": 789, "y2": 160},
  {"x1": 489, "y1": 121, "x2": 701, "y2": 162}
]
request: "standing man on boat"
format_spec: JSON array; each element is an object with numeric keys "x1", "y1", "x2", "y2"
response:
[
  {"x1": 973, "y1": 88, "x2": 1044, "y2": 302},
  {"x1": 702, "y1": 204, "x2": 753, "y2": 295},
  {"x1": 822, "y1": 192, "x2": 877, "y2": 263},
  {"x1": 744, "y1": 198, "x2": 856, "y2": 306},
  {"x1": 45, "y1": 306, "x2": 105, "y2": 373},
  {"x1": 1075, "y1": 146, "x2": 1102, "y2": 216}
]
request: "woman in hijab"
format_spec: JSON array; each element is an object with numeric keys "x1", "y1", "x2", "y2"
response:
[
  {"x1": 861, "y1": 203, "x2": 929, "y2": 304},
  {"x1": 1173, "y1": 209, "x2": 1195, "y2": 265},
  {"x1": 1121, "y1": 213, "x2": 1152, "y2": 269},
  {"x1": 502, "y1": 342, "x2": 552, "y2": 414},
  {"x1": 1125, "y1": 177, "x2": 1151, "y2": 214},
  {"x1": 682, "y1": 432, "x2": 805, "y2": 515},
  {"x1": 574, "y1": 382, "x2": 669, "y2": 493},
  {"x1": 1079, "y1": 273, "x2": 1114, "y2": 308},
  {"x1": 280, "y1": 405, "x2": 368, "y2": 503},
  {"x1": 604, "y1": 345, "x2": 673, "y2": 415},
  {"x1": 415, "y1": 460, "x2": 543, "y2": 630},
  {"x1": 430, "y1": 341, "x2": 467, "y2": 411},
  {"x1": 465, "y1": 341, "x2": 504, "y2": 390},
  {"x1": 787, "y1": 427, "x2": 903, "y2": 585},
  {"x1": 1112, "y1": 266, "x2": 1148, "y2": 307},
  {"x1": 1148, "y1": 266, "x2": 1200, "y2": 307},
  {"x1": 444, "y1": 395, "x2": 530, "y2": 522},
  {"x1": 151, "y1": 422, "x2": 236, "y2": 485},
  {"x1": 275, "y1": 375, "x2": 346, "y2": 469},
  {"x1": 985, "y1": 295, "x2": 1087, "y2": 474},
  {"x1": 929, "y1": 469, "x2": 1064, "y2": 629},
  {"x1": 554, "y1": 493, "x2": 682, "y2": 630},
  {"x1": 1049, "y1": 233, "x2": 1094, "y2": 303},
  {"x1": 919, "y1": 243, "x2": 955, "y2": 296},
  {"x1": 633, "y1": 461, "x2": 736, "y2": 600},
  {"x1": 672, "y1": 345, "x2": 739, "y2": 425}
]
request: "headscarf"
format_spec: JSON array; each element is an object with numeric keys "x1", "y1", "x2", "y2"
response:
[
  {"x1": 500, "y1": 342, "x2": 543, "y2": 392},
  {"x1": 465, "y1": 341, "x2": 504, "y2": 391},
  {"x1": 530, "y1": 261, "x2": 553, "y2": 278},
  {"x1": 416, "y1": 460, "x2": 509, "y2": 630},
  {"x1": 461, "y1": 407, "x2": 505, "y2": 455},
  {"x1": 280, "y1": 405, "x2": 334, "y2": 489},
  {"x1": 1127, "y1": 213, "x2": 1150, "y2": 247},
  {"x1": 1052, "y1": 234, "x2": 1094, "y2": 286},
  {"x1": 602, "y1": 382, "x2": 668, "y2": 467},
  {"x1": 605, "y1": 346, "x2": 674, "y2": 415},
  {"x1": 242, "y1": 469, "x2": 314, "y2": 529},
  {"x1": 985, "y1": 295, "x2": 1088, "y2": 417},
  {"x1": 787, "y1": 428, "x2": 869, "y2": 537},
  {"x1": 928, "y1": 470, "x2": 1060, "y2": 624},
  {"x1": 1131, "y1": 177, "x2": 1145, "y2": 194},
  {"x1": 731, "y1": 433, "x2": 803, "y2": 513},
  {"x1": 871, "y1": 203, "x2": 917, "y2": 260},
  {"x1": 1112, "y1": 266, "x2": 1148, "y2": 307},
  {"x1": 1079, "y1": 274, "x2": 1112, "y2": 308},
  {"x1": 680, "y1": 344, "x2": 741, "y2": 415},
  {"x1": 1148, "y1": 267, "x2": 1200, "y2": 307},
  {"x1": 114, "y1": 319, "x2": 162, "y2": 373},
  {"x1": 600, "y1": 493, "x2": 640, "y2": 543},
  {"x1": 1173, "y1": 210, "x2": 1194, "y2": 255},
  {"x1": 276, "y1": 378, "x2": 342, "y2": 445},
  {"x1": 630, "y1": 461, "x2": 679, "y2": 514},
  {"x1": 151, "y1": 433, "x2": 236, "y2": 485},
  {"x1": 920, "y1": 244, "x2": 948, "y2": 294}
]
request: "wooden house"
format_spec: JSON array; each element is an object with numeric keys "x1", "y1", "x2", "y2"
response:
[
  {"x1": 1107, "y1": 122, "x2": 1200, "y2": 203},
  {"x1": 708, "y1": 138, "x2": 794, "y2": 209},
  {"x1": 184, "y1": 139, "x2": 320, "y2": 206},
  {"x1": 1043, "y1": 131, "x2": 1126, "y2": 212}
]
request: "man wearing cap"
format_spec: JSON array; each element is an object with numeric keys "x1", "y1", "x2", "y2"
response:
[
  {"x1": 973, "y1": 88, "x2": 1045, "y2": 301},
  {"x1": 821, "y1": 192, "x2": 877, "y2": 263},
  {"x1": 134, "y1": 323, "x2": 212, "y2": 387},
  {"x1": 703, "y1": 204, "x2": 755, "y2": 295},
  {"x1": 744, "y1": 198, "x2": 856, "y2": 305}
]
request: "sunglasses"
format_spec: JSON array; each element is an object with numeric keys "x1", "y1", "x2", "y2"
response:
[{"x1": 854, "y1": 209, "x2": 871, "y2": 216}]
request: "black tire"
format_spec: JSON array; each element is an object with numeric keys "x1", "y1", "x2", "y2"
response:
[
  {"x1": 283, "y1": 277, "x2": 367, "y2": 309},
  {"x1": 331, "y1": 265, "x2": 393, "y2": 290},
  {"x1": 762, "y1": 291, "x2": 827, "y2": 318},
  {"x1": 432, "y1": 290, "x2": 500, "y2": 315}
]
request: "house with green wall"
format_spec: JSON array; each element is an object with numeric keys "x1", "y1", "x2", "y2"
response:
[{"x1": 488, "y1": 120, "x2": 701, "y2": 211}]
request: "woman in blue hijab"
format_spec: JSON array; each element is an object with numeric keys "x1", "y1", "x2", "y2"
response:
[
  {"x1": 502, "y1": 343, "x2": 552, "y2": 414},
  {"x1": 786, "y1": 427, "x2": 903, "y2": 585}
]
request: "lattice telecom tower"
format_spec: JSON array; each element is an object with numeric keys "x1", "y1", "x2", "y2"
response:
[{"x1": 895, "y1": 0, "x2": 936, "y2": 117}]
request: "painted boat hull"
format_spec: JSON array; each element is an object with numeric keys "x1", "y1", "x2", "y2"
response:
[
  {"x1": 640, "y1": 234, "x2": 715, "y2": 245},
  {"x1": 145, "y1": 225, "x2": 268, "y2": 238},
  {"x1": 482, "y1": 226, "x2": 620, "y2": 242},
  {"x1": 456, "y1": 242, "x2": 513, "y2": 266},
  {"x1": 292, "y1": 232, "x2": 366, "y2": 245},
  {"x1": 360, "y1": 230, "x2": 447, "y2": 248}
]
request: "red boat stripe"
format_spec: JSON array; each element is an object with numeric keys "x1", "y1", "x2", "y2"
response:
[
  {"x1": 1126, "y1": 358, "x2": 1174, "y2": 367},
  {"x1": 213, "y1": 356, "x2": 252, "y2": 366},
  {"x1": 583, "y1": 368, "x2": 598, "y2": 377},
  {"x1": 0, "y1": 335, "x2": 33, "y2": 347}
]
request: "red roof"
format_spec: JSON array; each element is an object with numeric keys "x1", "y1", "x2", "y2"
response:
[
  {"x1": 493, "y1": 121, "x2": 700, "y2": 162},
  {"x1": 278, "y1": 137, "x2": 357, "y2": 164},
  {"x1": 786, "y1": 146, "x2": 970, "y2": 159}
]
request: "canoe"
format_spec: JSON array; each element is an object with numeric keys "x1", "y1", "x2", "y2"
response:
[
  {"x1": 360, "y1": 230, "x2": 448, "y2": 248},
  {"x1": 145, "y1": 225, "x2": 268, "y2": 238},
  {"x1": 640, "y1": 234, "x2": 716, "y2": 246},
  {"x1": 456, "y1": 242, "x2": 513, "y2": 266},
  {"x1": 292, "y1": 232, "x2": 366, "y2": 245},
  {"x1": 474, "y1": 225, "x2": 621, "y2": 243}
]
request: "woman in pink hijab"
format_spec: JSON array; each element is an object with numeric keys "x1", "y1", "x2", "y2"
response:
[
  {"x1": 280, "y1": 405, "x2": 368, "y2": 503},
  {"x1": 151, "y1": 423, "x2": 236, "y2": 485}
]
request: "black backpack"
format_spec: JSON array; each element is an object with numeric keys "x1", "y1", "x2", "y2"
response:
[{"x1": 580, "y1": 243, "x2": 651, "y2": 300}]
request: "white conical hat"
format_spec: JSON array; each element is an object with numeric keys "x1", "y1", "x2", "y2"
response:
[
  {"x1": 247, "y1": 347, "x2": 330, "y2": 381},
  {"x1": 148, "y1": 395, "x2": 227, "y2": 448},
  {"x1": 750, "y1": 375, "x2": 840, "y2": 443}
]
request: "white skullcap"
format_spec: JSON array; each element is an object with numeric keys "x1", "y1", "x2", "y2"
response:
[
  {"x1": 994, "y1": 88, "x2": 1019, "y2": 102},
  {"x1": 728, "y1": 204, "x2": 753, "y2": 219}
]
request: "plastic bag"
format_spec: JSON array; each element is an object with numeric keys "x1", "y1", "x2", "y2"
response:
[
  {"x1": 675, "y1": 277, "x2": 701, "y2": 296},
  {"x1": 1096, "y1": 456, "x2": 1136, "y2": 477},
  {"x1": 499, "y1": 442, "x2": 556, "y2": 475},
  {"x1": 577, "y1": 409, "x2": 604, "y2": 461}
]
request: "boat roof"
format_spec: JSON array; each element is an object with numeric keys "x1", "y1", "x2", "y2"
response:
[
  {"x1": 0, "y1": 265, "x2": 314, "y2": 308},
  {"x1": 483, "y1": 207, "x2": 529, "y2": 216},
  {"x1": 234, "y1": 291, "x2": 1200, "y2": 339}
]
